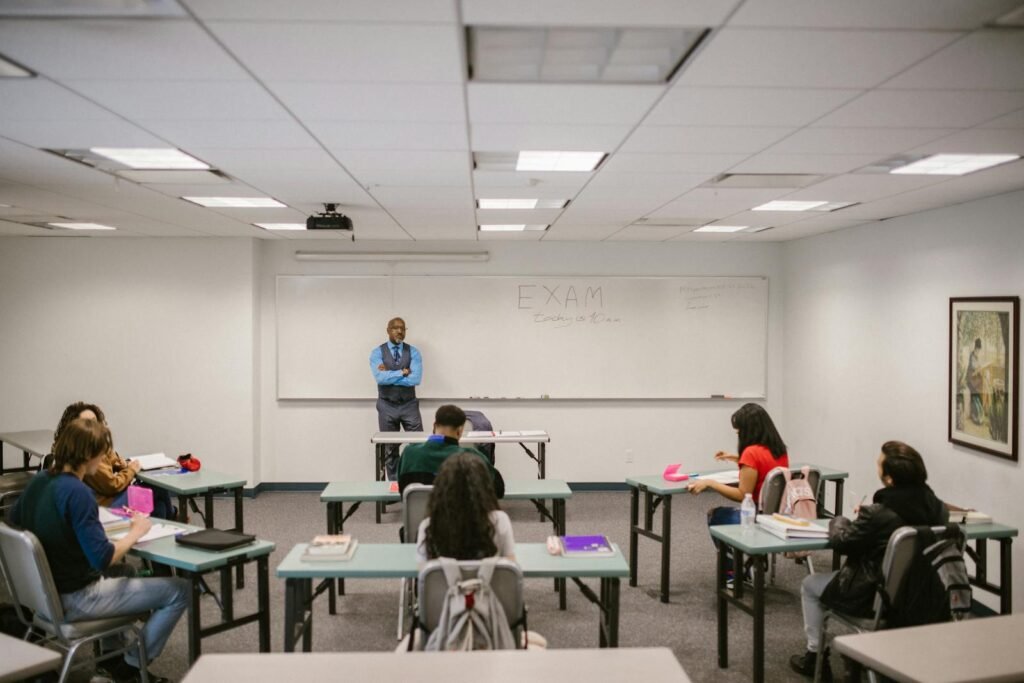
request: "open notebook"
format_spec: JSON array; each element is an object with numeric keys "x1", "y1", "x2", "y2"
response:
[{"x1": 126, "y1": 452, "x2": 178, "y2": 471}]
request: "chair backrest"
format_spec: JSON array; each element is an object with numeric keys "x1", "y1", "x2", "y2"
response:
[
  {"x1": 463, "y1": 410, "x2": 496, "y2": 465},
  {"x1": 759, "y1": 466, "x2": 821, "y2": 514},
  {"x1": 402, "y1": 484, "x2": 433, "y2": 545},
  {"x1": 870, "y1": 525, "x2": 921, "y2": 624},
  {"x1": 0, "y1": 523, "x2": 67, "y2": 633},
  {"x1": 417, "y1": 557, "x2": 524, "y2": 637}
]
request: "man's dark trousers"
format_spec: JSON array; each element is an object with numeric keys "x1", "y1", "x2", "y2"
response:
[{"x1": 377, "y1": 398, "x2": 423, "y2": 479}]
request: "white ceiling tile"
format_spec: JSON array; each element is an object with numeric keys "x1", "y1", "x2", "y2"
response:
[
  {"x1": 267, "y1": 83, "x2": 466, "y2": 123},
  {"x1": 784, "y1": 173, "x2": 947, "y2": 203},
  {"x1": 600, "y1": 153, "x2": 748, "y2": 174},
  {"x1": 472, "y1": 170, "x2": 592, "y2": 192},
  {"x1": 0, "y1": 119, "x2": 167, "y2": 148},
  {"x1": 372, "y1": 187, "x2": 473, "y2": 210},
  {"x1": 646, "y1": 87, "x2": 861, "y2": 126},
  {"x1": 729, "y1": 0, "x2": 1022, "y2": 29},
  {"x1": 187, "y1": 0, "x2": 458, "y2": 22},
  {"x1": 815, "y1": 90, "x2": 1024, "y2": 128},
  {"x1": 478, "y1": 229, "x2": 545, "y2": 241},
  {"x1": 471, "y1": 124, "x2": 632, "y2": 152},
  {"x1": 543, "y1": 223, "x2": 623, "y2": 240},
  {"x1": 207, "y1": 22, "x2": 463, "y2": 83},
  {"x1": 475, "y1": 208, "x2": 563, "y2": 223},
  {"x1": 729, "y1": 152, "x2": 887, "y2": 174},
  {"x1": 468, "y1": 83, "x2": 664, "y2": 125},
  {"x1": 314, "y1": 121, "x2": 468, "y2": 151},
  {"x1": 339, "y1": 150, "x2": 471, "y2": 187},
  {"x1": 620, "y1": 126, "x2": 793, "y2": 154},
  {"x1": 606, "y1": 225, "x2": 686, "y2": 241},
  {"x1": 743, "y1": 217, "x2": 874, "y2": 240},
  {"x1": 65, "y1": 79, "x2": 290, "y2": 121},
  {"x1": 0, "y1": 80, "x2": 118, "y2": 121},
  {"x1": 461, "y1": 0, "x2": 741, "y2": 26},
  {"x1": 139, "y1": 119, "x2": 320, "y2": 149},
  {"x1": 906, "y1": 128, "x2": 1024, "y2": 154},
  {"x1": 885, "y1": 30, "x2": 1024, "y2": 90},
  {"x1": 586, "y1": 171, "x2": 712, "y2": 193},
  {"x1": 767, "y1": 127, "x2": 958, "y2": 155},
  {"x1": 679, "y1": 28, "x2": 960, "y2": 88},
  {"x1": 0, "y1": 20, "x2": 247, "y2": 80},
  {"x1": 716, "y1": 210, "x2": 812, "y2": 227},
  {"x1": 556, "y1": 205, "x2": 647, "y2": 224},
  {"x1": 649, "y1": 188, "x2": 790, "y2": 218},
  {"x1": 980, "y1": 108, "x2": 1024, "y2": 129}
]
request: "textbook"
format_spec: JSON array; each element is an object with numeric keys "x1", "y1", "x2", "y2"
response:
[
  {"x1": 756, "y1": 514, "x2": 828, "y2": 540},
  {"x1": 559, "y1": 534, "x2": 615, "y2": 557},
  {"x1": 126, "y1": 452, "x2": 179, "y2": 471},
  {"x1": 951, "y1": 510, "x2": 993, "y2": 525},
  {"x1": 302, "y1": 539, "x2": 359, "y2": 562},
  {"x1": 98, "y1": 506, "x2": 130, "y2": 533}
]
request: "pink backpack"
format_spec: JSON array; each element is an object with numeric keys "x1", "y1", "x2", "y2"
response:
[{"x1": 781, "y1": 466, "x2": 817, "y2": 520}]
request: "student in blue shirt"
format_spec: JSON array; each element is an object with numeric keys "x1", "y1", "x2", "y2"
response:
[
  {"x1": 370, "y1": 316, "x2": 424, "y2": 479},
  {"x1": 12, "y1": 417, "x2": 188, "y2": 683}
]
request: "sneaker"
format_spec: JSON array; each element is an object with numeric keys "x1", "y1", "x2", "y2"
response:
[{"x1": 789, "y1": 650, "x2": 832, "y2": 680}]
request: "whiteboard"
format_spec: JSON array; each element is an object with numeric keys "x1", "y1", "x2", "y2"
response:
[{"x1": 276, "y1": 275, "x2": 768, "y2": 400}]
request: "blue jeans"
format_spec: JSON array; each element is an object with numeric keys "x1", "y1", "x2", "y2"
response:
[
  {"x1": 61, "y1": 575, "x2": 189, "y2": 667},
  {"x1": 707, "y1": 506, "x2": 741, "y2": 573},
  {"x1": 801, "y1": 570, "x2": 838, "y2": 652}
]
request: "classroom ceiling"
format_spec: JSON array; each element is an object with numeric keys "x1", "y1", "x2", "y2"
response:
[{"x1": 0, "y1": 0, "x2": 1023, "y2": 242}]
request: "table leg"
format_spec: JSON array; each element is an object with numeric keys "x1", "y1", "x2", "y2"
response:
[
  {"x1": 284, "y1": 578, "x2": 298, "y2": 653},
  {"x1": 326, "y1": 502, "x2": 343, "y2": 606},
  {"x1": 257, "y1": 557, "x2": 270, "y2": 652},
  {"x1": 375, "y1": 445, "x2": 384, "y2": 523},
  {"x1": 752, "y1": 557, "x2": 765, "y2": 683},
  {"x1": 234, "y1": 488, "x2": 245, "y2": 589},
  {"x1": 629, "y1": 486, "x2": 639, "y2": 587},
  {"x1": 833, "y1": 478, "x2": 844, "y2": 517},
  {"x1": 606, "y1": 577, "x2": 620, "y2": 647},
  {"x1": 717, "y1": 543, "x2": 729, "y2": 668},
  {"x1": 187, "y1": 573, "x2": 202, "y2": 664},
  {"x1": 204, "y1": 492, "x2": 215, "y2": 528},
  {"x1": 177, "y1": 495, "x2": 188, "y2": 523},
  {"x1": 302, "y1": 578, "x2": 313, "y2": 652},
  {"x1": 554, "y1": 498, "x2": 566, "y2": 608},
  {"x1": 219, "y1": 566, "x2": 234, "y2": 621},
  {"x1": 539, "y1": 442, "x2": 546, "y2": 479},
  {"x1": 660, "y1": 494, "x2": 672, "y2": 604},
  {"x1": 843, "y1": 655, "x2": 864, "y2": 681},
  {"x1": 23, "y1": 449, "x2": 31, "y2": 472},
  {"x1": 1000, "y1": 538, "x2": 1012, "y2": 615}
]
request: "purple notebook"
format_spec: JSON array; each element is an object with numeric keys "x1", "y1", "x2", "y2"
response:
[{"x1": 560, "y1": 535, "x2": 614, "y2": 555}]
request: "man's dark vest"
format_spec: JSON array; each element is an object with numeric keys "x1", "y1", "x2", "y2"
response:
[{"x1": 378, "y1": 342, "x2": 416, "y2": 404}]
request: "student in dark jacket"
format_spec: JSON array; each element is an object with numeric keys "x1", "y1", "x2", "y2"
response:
[{"x1": 789, "y1": 440, "x2": 949, "y2": 679}]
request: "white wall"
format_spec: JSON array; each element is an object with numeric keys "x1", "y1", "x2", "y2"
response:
[
  {"x1": 783, "y1": 189, "x2": 1024, "y2": 611},
  {"x1": 0, "y1": 237, "x2": 258, "y2": 482},
  {"x1": 257, "y1": 240, "x2": 786, "y2": 483}
]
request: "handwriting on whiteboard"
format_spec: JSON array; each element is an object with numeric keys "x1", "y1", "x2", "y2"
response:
[
  {"x1": 680, "y1": 281, "x2": 756, "y2": 310},
  {"x1": 516, "y1": 283, "x2": 623, "y2": 327}
]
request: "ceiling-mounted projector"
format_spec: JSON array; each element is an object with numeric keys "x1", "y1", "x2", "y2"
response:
[{"x1": 307, "y1": 203, "x2": 353, "y2": 236}]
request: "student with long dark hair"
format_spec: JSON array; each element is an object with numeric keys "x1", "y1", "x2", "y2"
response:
[
  {"x1": 416, "y1": 451, "x2": 515, "y2": 563},
  {"x1": 789, "y1": 441, "x2": 948, "y2": 679}
]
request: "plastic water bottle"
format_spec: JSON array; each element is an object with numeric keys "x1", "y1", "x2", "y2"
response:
[{"x1": 740, "y1": 493, "x2": 756, "y2": 533}]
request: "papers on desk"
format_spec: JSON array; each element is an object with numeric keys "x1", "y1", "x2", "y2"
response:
[
  {"x1": 126, "y1": 452, "x2": 178, "y2": 471},
  {"x1": 756, "y1": 514, "x2": 828, "y2": 540},
  {"x1": 98, "y1": 506, "x2": 130, "y2": 533},
  {"x1": 465, "y1": 430, "x2": 546, "y2": 438},
  {"x1": 302, "y1": 536, "x2": 359, "y2": 562},
  {"x1": 951, "y1": 510, "x2": 993, "y2": 525},
  {"x1": 689, "y1": 470, "x2": 740, "y2": 486},
  {"x1": 108, "y1": 523, "x2": 180, "y2": 544}
]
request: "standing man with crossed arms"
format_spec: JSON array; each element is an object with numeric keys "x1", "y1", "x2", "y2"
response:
[{"x1": 370, "y1": 317, "x2": 423, "y2": 480}]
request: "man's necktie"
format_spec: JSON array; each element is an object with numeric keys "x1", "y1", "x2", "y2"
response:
[{"x1": 392, "y1": 345, "x2": 400, "y2": 363}]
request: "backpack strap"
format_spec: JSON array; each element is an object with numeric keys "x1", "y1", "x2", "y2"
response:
[
  {"x1": 800, "y1": 465, "x2": 810, "y2": 480},
  {"x1": 439, "y1": 557, "x2": 463, "y2": 588},
  {"x1": 477, "y1": 557, "x2": 498, "y2": 585},
  {"x1": 781, "y1": 467, "x2": 793, "y2": 484}
]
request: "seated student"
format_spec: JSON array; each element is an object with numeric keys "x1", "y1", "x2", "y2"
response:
[
  {"x1": 398, "y1": 403, "x2": 505, "y2": 498},
  {"x1": 54, "y1": 401, "x2": 175, "y2": 520},
  {"x1": 416, "y1": 452, "x2": 515, "y2": 563},
  {"x1": 789, "y1": 441, "x2": 949, "y2": 679},
  {"x1": 12, "y1": 417, "x2": 188, "y2": 683}
]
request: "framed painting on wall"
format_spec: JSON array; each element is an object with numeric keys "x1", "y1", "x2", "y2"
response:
[{"x1": 949, "y1": 296, "x2": 1020, "y2": 461}]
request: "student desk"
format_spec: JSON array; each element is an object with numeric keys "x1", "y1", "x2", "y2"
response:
[
  {"x1": 626, "y1": 463, "x2": 849, "y2": 603},
  {"x1": 0, "y1": 632, "x2": 62, "y2": 683},
  {"x1": 833, "y1": 613, "x2": 1024, "y2": 683},
  {"x1": 709, "y1": 521, "x2": 1018, "y2": 683},
  {"x1": 127, "y1": 522, "x2": 274, "y2": 665},
  {"x1": 277, "y1": 542, "x2": 627, "y2": 652},
  {"x1": 0, "y1": 429, "x2": 50, "y2": 475},
  {"x1": 136, "y1": 468, "x2": 248, "y2": 588},
  {"x1": 181, "y1": 647, "x2": 693, "y2": 683}
]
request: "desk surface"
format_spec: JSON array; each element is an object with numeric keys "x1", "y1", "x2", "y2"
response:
[
  {"x1": 0, "y1": 632, "x2": 62, "y2": 683},
  {"x1": 321, "y1": 478, "x2": 572, "y2": 503},
  {"x1": 626, "y1": 462, "x2": 848, "y2": 496},
  {"x1": 136, "y1": 468, "x2": 247, "y2": 494},
  {"x1": 371, "y1": 431, "x2": 550, "y2": 444},
  {"x1": 182, "y1": 647, "x2": 691, "y2": 683},
  {"x1": 834, "y1": 614, "x2": 1024, "y2": 683},
  {"x1": 126, "y1": 521, "x2": 275, "y2": 572},
  {"x1": 0, "y1": 429, "x2": 52, "y2": 458},
  {"x1": 277, "y1": 542, "x2": 629, "y2": 580}
]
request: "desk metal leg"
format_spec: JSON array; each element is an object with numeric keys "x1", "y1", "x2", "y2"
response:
[
  {"x1": 284, "y1": 578, "x2": 298, "y2": 653},
  {"x1": 629, "y1": 486, "x2": 639, "y2": 587},
  {"x1": 257, "y1": 557, "x2": 270, "y2": 652},
  {"x1": 326, "y1": 501, "x2": 343, "y2": 607},
  {"x1": 187, "y1": 574, "x2": 202, "y2": 664},
  {"x1": 833, "y1": 479, "x2": 844, "y2": 518},
  {"x1": 752, "y1": 557, "x2": 766, "y2": 683},
  {"x1": 554, "y1": 498, "x2": 566, "y2": 608},
  {"x1": 660, "y1": 494, "x2": 672, "y2": 604},
  {"x1": 1001, "y1": 538, "x2": 1012, "y2": 615},
  {"x1": 539, "y1": 442, "x2": 546, "y2": 479},
  {"x1": 177, "y1": 495, "x2": 188, "y2": 523},
  {"x1": 204, "y1": 492, "x2": 215, "y2": 528},
  {"x1": 234, "y1": 488, "x2": 245, "y2": 589},
  {"x1": 375, "y1": 444, "x2": 384, "y2": 523},
  {"x1": 606, "y1": 577, "x2": 620, "y2": 647},
  {"x1": 717, "y1": 543, "x2": 728, "y2": 668},
  {"x1": 219, "y1": 567, "x2": 234, "y2": 622}
]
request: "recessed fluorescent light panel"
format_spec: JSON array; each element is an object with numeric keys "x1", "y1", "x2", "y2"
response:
[
  {"x1": 516, "y1": 151, "x2": 605, "y2": 172},
  {"x1": 890, "y1": 154, "x2": 1020, "y2": 176},
  {"x1": 91, "y1": 148, "x2": 209, "y2": 170},
  {"x1": 254, "y1": 223, "x2": 305, "y2": 231},
  {"x1": 478, "y1": 224, "x2": 549, "y2": 232},
  {"x1": 468, "y1": 26, "x2": 708, "y2": 83},
  {"x1": 753, "y1": 200, "x2": 829, "y2": 212},
  {"x1": 476, "y1": 198, "x2": 569, "y2": 209},
  {"x1": 0, "y1": 53, "x2": 34, "y2": 78},
  {"x1": 693, "y1": 225, "x2": 747, "y2": 233},
  {"x1": 47, "y1": 222, "x2": 117, "y2": 230},
  {"x1": 183, "y1": 196, "x2": 286, "y2": 208}
]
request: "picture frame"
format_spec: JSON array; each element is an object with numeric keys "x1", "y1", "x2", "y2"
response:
[{"x1": 949, "y1": 296, "x2": 1020, "y2": 461}]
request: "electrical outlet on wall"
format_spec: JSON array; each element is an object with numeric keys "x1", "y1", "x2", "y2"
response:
[{"x1": 625, "y1": 449, "x2": 633, "y2": 463}]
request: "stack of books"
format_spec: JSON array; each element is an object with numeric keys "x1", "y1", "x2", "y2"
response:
[
  {"x1": 98, "y1": 506, "x2": 130, "y2": 533},
  {"x1": 951, "y1": 510, "x2": 992, "y2": 525},
  {"x1": 301, "y1": 534, "x2": 358, "y2": 562},
  {"x1": 756, "y1": 513, "x2": 829, "y2": 540}
]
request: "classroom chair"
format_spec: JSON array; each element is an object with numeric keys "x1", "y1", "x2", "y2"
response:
[
  {"x1": 397, "y1": 484, "x2": 433, "y2": 640},
  {"x1": 0, "y1": 523, "x2": 151, "y2": 683},
  {"x1": 409, "y1": 557, "x2": 525, "y2": 650},
  {"x1": 813, "y1": 525, "x2": 959, "y2": 683},
  {"x1": 759, "y1": 466, "x2": 821, "y2": 584}
]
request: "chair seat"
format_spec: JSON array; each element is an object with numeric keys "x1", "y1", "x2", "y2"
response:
[
  {"x1": 828, "y1": 609, "x2": 885, "y2": 633},
  {"x1": 33, "y1": 612, "x2": 148, "y2": 640}
]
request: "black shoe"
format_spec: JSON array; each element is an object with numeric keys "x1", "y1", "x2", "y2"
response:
[
  {"x1": 789, "y1": 651, "x2": 832, "y2": 680},
  {"x1": 102, "y1": 658, "x2": 170, "y2": 683}
]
